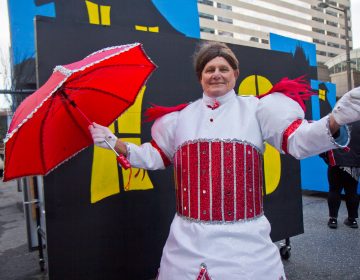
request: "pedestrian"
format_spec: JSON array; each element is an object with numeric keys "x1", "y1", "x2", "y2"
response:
[
  {"x1": 321, "y1": 120, "x2": 360, "y2": 229},
  {"x1": 89, "y1": 41, "x2": 360, "y2": 279}
]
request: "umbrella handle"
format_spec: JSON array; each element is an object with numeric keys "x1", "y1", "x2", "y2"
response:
[
  {"x1": 116, "y1": 154, "x2": 131, "y2": 170},
  {"x1": 103, "y1": 138, "x2": 131, "y2": 170}
]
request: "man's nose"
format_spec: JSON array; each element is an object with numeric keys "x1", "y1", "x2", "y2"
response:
[{"x1": 212, "y1": 69, "x2": 221, "y2": 78}]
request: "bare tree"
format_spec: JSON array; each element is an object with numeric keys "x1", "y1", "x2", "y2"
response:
[
  {"x1": 0, "y1": 48, "x2": 35, "y2": 113},
  {"x1": 0, "y1": 48, "x2": 12, "y2": 106}
]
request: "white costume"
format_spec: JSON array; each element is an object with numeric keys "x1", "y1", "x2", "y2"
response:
[{"x1": 126, "y1": 90, "x2": 347, "y2": 280}]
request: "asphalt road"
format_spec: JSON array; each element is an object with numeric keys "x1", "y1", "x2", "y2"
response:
[{"x1": 1, "y1": 180, "x2": 359, "y2": 280}]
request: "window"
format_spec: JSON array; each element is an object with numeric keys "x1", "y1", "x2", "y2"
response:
[
  {"x1": 198, "y1": 0, "x2": 213, "y2": 6},
  {"x1": 217, "y1": 16, "x2": 233, "y2": 24},
  {"x1": 341, "y1": 61, "x2": 347, "y2": 71},
  {"x1": 316, "y1": 50, "x2": 327, "y2": 56},
  {"x1": 312, "y1": 17, "x2": 324, "y2": 23},
  {"x1": 326, "y1": 10, "x2": 337, "y2": 17},
  {"x1": 326, "y1": 20, "x2": 338, "y2": 27},
  {"x1": 200, "y1": 27, "x2": 215, "y2": 34},
  {"x1": 328, "y1": 53, "x2": 337, "y2": 58},
  {"x1": 334, "y1": 64, "x2": 341, "y2": 73},
  {"x1": 313, "y1": 27, "x2": 325, "y2": 34},
  {"x1": 311, "y1": 5, "x2": 322, "y2": 11},
  {"x1": 199, "y1": 12, "x2": 214, "y2": 20},
  {"x1": 327, "y1": 31, "x2": 338, "y2": 38},
  {"x1": 327, "y1": 42, "x2": 340, "y2": 48},
  {"x1": 218, "y1": 31, "x2": 233, "y2": 37},
  {"x1": 217, "y1": 3, "x2": 232, "y2": 10},
  {"x1": 314, "y1": 39, "x2": 326, "y2": 45},
  {"x1": 339, "y1": 4, "x2": 347, "y2": 10},
  {"x1": 261, "y1": 39, "x2": 269, "y2": 44}
]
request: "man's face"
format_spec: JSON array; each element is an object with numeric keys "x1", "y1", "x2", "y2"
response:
[{"x1": 200, "y1": 56, "x2": 239, "y2": 98}]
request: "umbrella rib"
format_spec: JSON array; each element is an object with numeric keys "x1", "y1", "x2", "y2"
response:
[
  {"x1": 64, "y1": 87, "x2": 132, "y2": 104},
  {"x1": 38, "y1": 95, "x2": 57, "y2": 172},
  {"x1": 65, "y1": 64, "x2": 153, "y2": 84}
]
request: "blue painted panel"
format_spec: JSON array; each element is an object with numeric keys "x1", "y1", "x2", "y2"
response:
[
  {"x1": 270, "y1": 33, "x2": 317, "y2": 66},
  {"x1": 300, "y1": 80, "x2": 337, "y2": 192},
  {"x1": 152, "y1": 0, "x2": 200, "y2": 38},
  {"x1": 8, "y1": 0, "x2": 55, "y2": 64}
]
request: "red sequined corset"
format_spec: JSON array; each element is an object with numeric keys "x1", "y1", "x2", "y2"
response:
[{"x1": 174, "y1": 140, "x2": 263, "y2": 223}]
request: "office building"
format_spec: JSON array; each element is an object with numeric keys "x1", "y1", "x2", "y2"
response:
[{"x1": 197, "y1": 0, "x2": 352, "y2": 65}]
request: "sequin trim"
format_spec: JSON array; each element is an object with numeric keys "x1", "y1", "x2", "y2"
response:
[
  {"x1": 174, "y1": 140, "x2": 263, "y2": 223},
  {"x1": 325, "y1": 115, "x2": 350, "y2": 148},
  {"x1": 177, "y1": 212, "x2": 264, "y2": 225}
]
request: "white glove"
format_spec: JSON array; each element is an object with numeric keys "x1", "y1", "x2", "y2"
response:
[
  {"x1": 332, "y1": 87, "x2": 360, "y2": 126},
  {"x1": 89, "y1": 122, "x2": 117, "y2": 149}
]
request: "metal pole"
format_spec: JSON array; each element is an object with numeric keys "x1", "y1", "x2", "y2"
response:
[{"x1": 343, "y1": 8, "x2": 352, "y2": 91}]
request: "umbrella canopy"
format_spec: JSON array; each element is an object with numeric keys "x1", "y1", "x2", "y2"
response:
[{"x1": 3, "y1": 43, "x2": 156, "y2": 182}]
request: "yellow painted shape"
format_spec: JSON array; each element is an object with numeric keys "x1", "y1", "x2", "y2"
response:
[
  {"x1": 86, "y1": 1, "x2": 100, "y2": 25},
  {"x1": 91, "y1": 123, "x2": 120, "y2": 203},
  {"x1": 319, "y1": 89, "x2": 326, "y2": 101},
  {"x1": 117, "y1": 86, "x2": 146, "y2": 134},
  {"x1": 238, "y1": 75, "x2": 273, "y2": 96},
  {"x1": 135, "y1": 25, "x2": 148, "y2": 32},
  {"x1": 263, "y1": 143, "x2": 281, "y2": 195},
  {"x1": 148, "y1": 26, "x2": 159, "y2": 33},
  {"x1": 238, "y1": 75, "x2": 281, "y2": 195},
  {"x1": 121, "y1": 137, "x2": 154, "y2": 191},
  {"x1": 100, "y1": 5, "x2": 111, "y2": 26}
]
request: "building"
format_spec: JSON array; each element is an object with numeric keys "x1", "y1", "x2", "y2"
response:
[
  {"x1": 325, "y1": 48, "x2": 360, "y2": 96},
  {"x1": 197, "y1": 0, "x2": 352, "y2": 66}
]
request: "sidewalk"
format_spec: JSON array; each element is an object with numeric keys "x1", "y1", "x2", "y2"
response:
[
  {"x1": 0, "y1": 180, "x2": 47, "y2": 280},
  {"x1": 282, "y1": 191, "x2": 360, "y2": 280},
  {"x1": 0, "y1": 179, "x2": 359, "y2": 279}
]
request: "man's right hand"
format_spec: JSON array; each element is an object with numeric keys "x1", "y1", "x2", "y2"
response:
[{"x1": 89, "y1": 122, "x2": 117, "y2": 149}]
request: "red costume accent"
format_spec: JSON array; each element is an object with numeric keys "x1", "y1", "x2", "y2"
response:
[
  {"x1": 258, "y1": 76, "x2": 314, "y2": 112},
  {"x1": 281, "y1": 119, "x2": 303, "y2": 154},
  {"x1": 328, "y1": 150, "x2": 336, "y2": 166},
  {"x1": 196, "y1": 264, "x2": 212, "y2": 280},
  {"x1": 150, "y1": 140, "x2": 171, "y2": 167},
  {"x1": 144, "y1": 103, "x2": 189, "y2": 122},
  {"x1": 206, "y1": 99, "x2": 220, "y2": 110}
]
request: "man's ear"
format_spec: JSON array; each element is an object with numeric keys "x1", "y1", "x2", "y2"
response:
[{"x1": 234, "y1": 69, "x2": 240, "y2": 79}]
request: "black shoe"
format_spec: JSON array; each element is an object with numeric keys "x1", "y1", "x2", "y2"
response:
[
  {"x1": 328, "y1": 217, "x2": 338, "y2": 229},
  {"x1": 344, "y1": 218, "x2": 358, "y2": 228}
]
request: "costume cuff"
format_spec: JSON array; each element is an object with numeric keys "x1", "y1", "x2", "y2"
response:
[
  {"x1": 124, "y1": 142, "x2": 131, "y2": 160},
  {"x1": 327, "y1": 116, "x2": 350, "y2": 148}
]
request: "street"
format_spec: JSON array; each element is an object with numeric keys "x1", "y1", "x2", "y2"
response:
[{"x1": 1, "y1": 179, "x2": 359, "y2": 280}]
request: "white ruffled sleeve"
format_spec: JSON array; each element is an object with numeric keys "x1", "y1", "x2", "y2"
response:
[
  {"x1": 256, "y1": 92, "x2": 349, "y2": 159},
  {"x1": 125, "y1": 112, "x2": 178, "y2": 170}
]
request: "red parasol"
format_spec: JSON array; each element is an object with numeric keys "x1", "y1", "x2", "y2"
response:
[{"x1": 3, "y1": 43, "x2": 156, "y2": 182}]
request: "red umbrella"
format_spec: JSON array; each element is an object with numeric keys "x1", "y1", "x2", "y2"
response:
[{"x1": 3, "y1": 43, "x2": 156, "y2": 182}]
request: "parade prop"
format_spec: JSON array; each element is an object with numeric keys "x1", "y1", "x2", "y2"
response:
[{"x1": 3, "y1": 43, "x2": 156, "y2": 181}]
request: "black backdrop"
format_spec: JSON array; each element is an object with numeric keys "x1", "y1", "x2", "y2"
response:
[{"x1": 35, "y1": 14, "x2": 316, "y2": 280}]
